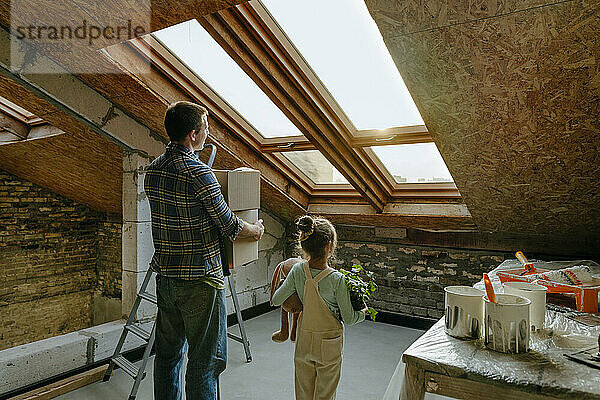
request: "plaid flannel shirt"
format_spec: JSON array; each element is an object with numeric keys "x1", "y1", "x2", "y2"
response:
[{"x1": 144, "y1": 142, "x2": 244, "y2": 281}]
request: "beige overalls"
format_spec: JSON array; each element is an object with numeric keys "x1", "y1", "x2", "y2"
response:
[{"x1": 294, "y1": 263, "x2": 344, "y2": 400}]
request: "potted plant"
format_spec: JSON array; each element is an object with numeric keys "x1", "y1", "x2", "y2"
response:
[{"x1": 340, "y1": 264, "x2": 378, "y2": 321}]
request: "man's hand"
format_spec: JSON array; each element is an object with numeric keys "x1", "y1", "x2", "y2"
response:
[
  {"x1": 252, "y1": 219, "x2": 264, "y2": 241},
  {"x1": 238, "y1": 218, "x2": 264, "y2": 241}
]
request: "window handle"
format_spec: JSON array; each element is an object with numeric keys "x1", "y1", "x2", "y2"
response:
[{"x1": 276, "y1": 142, "x2": 296, "y2": 149}]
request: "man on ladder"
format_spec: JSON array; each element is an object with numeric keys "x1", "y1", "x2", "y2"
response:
[{"x1": 143, "y1": 101, "x2": 264, "y2": 400}]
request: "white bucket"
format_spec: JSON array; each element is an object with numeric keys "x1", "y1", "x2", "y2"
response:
[
  {"x1": 444, "y1": 286, "x2": 484, "y2": 339},
  {"x1": 484, "y1": 294, "x2": 531, "y2": 353},
  {"x1": 503, "y1": 282, "x2": 547, "y2": 331}
]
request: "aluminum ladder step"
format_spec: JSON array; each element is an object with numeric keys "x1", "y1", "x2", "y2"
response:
[
  {"x1": 139, "y1": 292, "x2": 157, "y2": 304},
  {"x1": 112, "y1": 356, "x2": 143, "y2": 380},
  {"x1": 125, "y1": 324, "x2": 152, "y2": 341}
]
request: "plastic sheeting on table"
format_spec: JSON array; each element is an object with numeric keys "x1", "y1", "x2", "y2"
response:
[
  {"x1": 383, "y1": 260, "x2": 600, "y2": 400},
  {"x1": 473, "y1": 259, "x2": 600, "y2": 293},
  {"x1": 385, "y1": 311, "x2": 600, "y2": 399}
]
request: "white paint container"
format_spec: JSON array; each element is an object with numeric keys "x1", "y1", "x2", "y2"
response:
[
  {"x1": 484, "y1": 294, "x2": 531, "y2": 353},
  {"x1": 503, "y1": 282, "x2": 547, "y2": 331},
  {"x1": 444, "y1": 286, "x2": 484, "y2": 339}
]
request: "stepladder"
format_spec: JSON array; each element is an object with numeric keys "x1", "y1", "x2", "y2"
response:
[
  {"x1": 102, "y1": 267, "x2": 253, "y2": 399},
  {"x1": 102, "y1": 267, "x2": 156, "y2": 400}
]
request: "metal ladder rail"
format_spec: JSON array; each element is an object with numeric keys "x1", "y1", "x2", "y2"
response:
[
  {"x1": 226, "y1": 273, "x2": 252, "y2": 362},
  {"x1": 102, "y1": 268, "x2": 156, "y2": 400},
  {"x1": 199, "y1": 143, "x2": 251, "y2": 362}
]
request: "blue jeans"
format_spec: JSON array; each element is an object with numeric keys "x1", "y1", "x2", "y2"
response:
[{"x1": 154, "y1": 275, "x2": 227, "y2": 400}]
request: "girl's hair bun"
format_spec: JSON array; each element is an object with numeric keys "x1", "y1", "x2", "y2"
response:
[{"x1": 296, "y1": 215, "x2": 314, "y2": 233}]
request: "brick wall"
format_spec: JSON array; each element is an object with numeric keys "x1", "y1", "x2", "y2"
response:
[
  {"x1": 0, "y1": 170, "x2": 121, "y2": 350},
  {"x1": 97, "y1": 216, "x2": 122, "y2": 299},
  {"x1": 333, "y1": 241, "x2": 511, "y2": 319},
  {"x1": 285, "y1": 222, "x2": 516, "y2": 321}
]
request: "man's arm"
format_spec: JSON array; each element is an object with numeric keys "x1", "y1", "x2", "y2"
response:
[{"x1": 192, "y1": 168, "x2": 244, "y2": 240}]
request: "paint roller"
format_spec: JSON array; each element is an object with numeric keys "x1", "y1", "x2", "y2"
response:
[{"x1": 516, "y1": 251, "x2": 536, "y2": 275}]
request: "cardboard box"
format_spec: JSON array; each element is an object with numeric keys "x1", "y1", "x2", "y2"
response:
[
  {"x1": 224, "y1": 209, "x2": 259, "y2": 268},
  {"x1": 213, "y1": 168, "x2": 260, "y2": 268},
  {"x1": 213, "y1": 168, "x2": 260, "y2": 211}
]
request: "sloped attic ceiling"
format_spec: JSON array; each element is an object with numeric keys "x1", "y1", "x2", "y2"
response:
[
  {"x1": 365, "y1": 0, "x2": 600, "y2": 235},
  {"x1": 0, "y1": 77, "x2": 123, "y2": 214}
]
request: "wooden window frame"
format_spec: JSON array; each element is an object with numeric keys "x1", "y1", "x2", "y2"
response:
[
  {"x1": 217, "y1": 1, "x2": 460, "y2": 201},
  {"x1": 124, "y1": 3, "x2": 460, "y2": 205},
  {"x1": 0, "y1": 97, "x2": 44, "y2": 126}
]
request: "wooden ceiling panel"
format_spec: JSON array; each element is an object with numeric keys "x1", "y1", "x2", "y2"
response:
[
  {"x1": 367, "y1": 0, "x2": 600, "y2": 234},
  {"x1": 0, "y1": 0, "x2": 244, "y2": 146},
  {"x1": 0, "y1": 127, "x2": 122, "y2": 214},
  {"x1": 0, "y1": 74, "x2": 122, "y2": 213}
]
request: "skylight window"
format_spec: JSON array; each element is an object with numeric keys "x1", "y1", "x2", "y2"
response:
[
  {"x1": 153, "y1": 19, "x2": 302, "y2": 138},
  {"x1": 260, "y1": 0, "x2": 423, "y2": 131},
  {"x1": 282, "y1": 151, "x2": 348, "y2": 184},
  {"x1": 371, "y1": 144, "x2": 453, "y2": 183}
]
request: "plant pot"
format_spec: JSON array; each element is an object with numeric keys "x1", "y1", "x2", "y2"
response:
[{"x1": 349, "y1": 291, "x2": 366, "y2": 311}]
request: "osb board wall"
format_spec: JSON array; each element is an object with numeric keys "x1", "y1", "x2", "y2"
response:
[
  {"x1": 365, "y1": 0, "x2": 600, "y2": 235},
  {"x1": 0, "y1": 128, "x2": 122, "y2": 214}
]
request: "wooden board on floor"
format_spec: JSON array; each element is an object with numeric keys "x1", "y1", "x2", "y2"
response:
[{"x1": 11, "y1": 365, "x2": 108, "y2": 400}]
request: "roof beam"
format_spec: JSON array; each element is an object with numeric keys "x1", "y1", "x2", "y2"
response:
[
  {"x1": 0, "y1": 0, "x2": 245, "y2": 145},
  {"x1": 0, "y1": 27, "x2": 167, "y2": 157},
  {"x1": 101, "y1": 35, "x2": 311, "y2": 214},
  {"x1": 0, "y1": 111, "x2": 29, "y2": 139},
  {"x1": 307, "y1": 202, "x2": 475, "y2": 230},
  {"x1": 200, "y1": 3, "x2": 390, "y2": 211}
]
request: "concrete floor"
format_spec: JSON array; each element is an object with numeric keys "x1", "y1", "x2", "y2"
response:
[{"x1": 56, "y1": 310, "x2": 448, "y2": 399}]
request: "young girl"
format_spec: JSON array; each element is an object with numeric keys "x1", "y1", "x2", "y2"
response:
[{"x1": 272, "y1": 215, "x2": 366, "y2": 400}]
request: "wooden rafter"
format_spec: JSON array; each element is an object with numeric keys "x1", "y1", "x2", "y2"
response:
[
  {"x1": 127, "y1": 16, "x2": 460, "y2": 201},
  {"x1": 0, "y1": 111, "x2": 29, "y2": 139},
  {"x1": 307, "y1": 202, "x2": 474, "y2": 230},
  {"x1": 200, "y1": 4, "x2": 390, "y2": 211}
]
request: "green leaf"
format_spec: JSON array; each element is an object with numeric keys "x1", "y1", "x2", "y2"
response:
[{"x1": 368, "y1": 308, "x2": 378, "y2": 321}]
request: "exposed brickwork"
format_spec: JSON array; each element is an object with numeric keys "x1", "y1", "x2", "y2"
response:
[
  {"x1": 97, "y1": 216, "x2": 122, "y2": 299},
  {"x1": 333, "y1": 238, "x2": 513, "y2": 320},
  {"x1": 283, "y1": 221, "x2": 516, "y2": 321},
  {"x1": 1, "y1": 292, "x2": 93, "y2": 348},
  {"x1": 0, "y1": 170, "x2": 121, "y2": 350}
]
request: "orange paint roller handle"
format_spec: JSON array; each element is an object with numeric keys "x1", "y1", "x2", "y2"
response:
[
  {"x1": 515, "y1": 251, "x2": 535, "y2": 274},
  {"x1": 483, "y1": 273, "x2": 497, "y2": 303}
]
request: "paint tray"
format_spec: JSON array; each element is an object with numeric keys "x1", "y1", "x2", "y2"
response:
[{"x1": 496, "y1": 260, "x2": 600, "y2": 313}]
